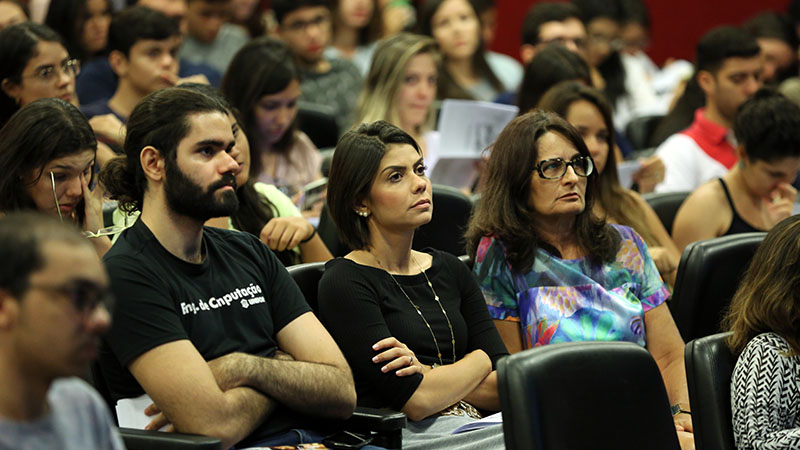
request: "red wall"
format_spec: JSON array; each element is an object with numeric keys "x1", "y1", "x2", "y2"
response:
[{"x1": 491, "y1": 0, "x2": 792, "y2": 65}]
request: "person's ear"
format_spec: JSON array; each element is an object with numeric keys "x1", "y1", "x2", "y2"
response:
[
  {"x1": 736, "y1": 144, "x2": 749, "y2": 166},
  {"x1": 0, "y1": 289, "x2": 20, "y2": 330},
  {"x1": 140, "y1": 146, "x2": 166, "y2": 184},
  {"x1": 108, "y1": 50, "x2": 128, "y2": 78},
  {"x1": 520, "y1": 44, "x2": 536, "y2": 65},
  {"x1": 1, "y1": 78, "x2": 22, "y2": 105},
  {"x1": 697, "y1": 70, "x2": 716, "y2": 97},
  {"x1": 354, "y1": 197, "x2": 371, "y2": 218}
]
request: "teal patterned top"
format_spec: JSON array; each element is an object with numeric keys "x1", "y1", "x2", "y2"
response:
[{"x1": 473, "y1": 225, "x2": 669, "y2": 349}]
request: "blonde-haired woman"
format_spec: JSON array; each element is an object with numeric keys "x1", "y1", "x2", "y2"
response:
[{"x1": 354, "y1": 32, "x2": 440, "y2": 164}]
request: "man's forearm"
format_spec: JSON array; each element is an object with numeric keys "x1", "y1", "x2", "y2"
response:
[
  {"x1": 173, "y1": 386, "x2": 275, "y2": 450},
  {"x1": 228, "y1": 353, "x2": 355, "y2": 419}
]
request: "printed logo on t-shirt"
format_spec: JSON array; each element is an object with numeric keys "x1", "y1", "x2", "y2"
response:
[{"x1": 180, "y1": 283, "x2": 266, "y2": 315}]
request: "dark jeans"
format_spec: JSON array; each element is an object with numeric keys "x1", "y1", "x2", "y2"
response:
[{"x1": 236, "y1": 428, "x2": 385, "y2": 449}]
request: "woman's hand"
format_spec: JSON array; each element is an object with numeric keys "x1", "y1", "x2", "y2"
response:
[
  {"x1": 80, "y1": 171, "x2": 104, "y2": 233},
  {"x1": 632, "y1": 155, "x2": 665, "y2": 193},
  {"x1": 259, "y1": 216, "x2": 314, "y2": 251},
  {"x1": 372, "y1": 337, "x2": 426, "y2": 377},
  {"x1": 762, "y1": 182, "x2": 797, "y2": 229},
  {"x1": 649, "y1": 246, "x2": 678, "y2": 277},
  {"x1": 144, "y1": 402, "x2": 174, "y2": 432}
]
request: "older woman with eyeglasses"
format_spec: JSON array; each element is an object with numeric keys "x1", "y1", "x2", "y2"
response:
[
  {"x1": 466, "y1": 110, "x2": 694, "y2": 449},
  {"x1": 0, "y1": 22, "x2": 81, "y2": 127},
  {"x1": 0, "y1": 98, "x2": 109, "y2": 257}
]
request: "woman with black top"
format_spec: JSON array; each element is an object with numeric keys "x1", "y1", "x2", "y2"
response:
[
  {"x1": 672, "y1": 89, "x2": 800, "y2": 252},
  {"x1": 318, "y1": 120, "x2": 507, "y2": 449}
]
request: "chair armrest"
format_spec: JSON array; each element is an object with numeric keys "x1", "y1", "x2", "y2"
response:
[
  {"x1": 345, "y1": 406, "x2": 406, "y2": 432},
  {"x1": 119, "y1": 427, "x2": 222, "y2": 450},
  {"x1": 343, "y1": 407, "x2": 406, "y2": 449}
]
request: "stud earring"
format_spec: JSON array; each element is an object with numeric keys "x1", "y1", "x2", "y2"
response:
[{"x1": 357, "y1": 210, "x2": 369, "y2": 217}]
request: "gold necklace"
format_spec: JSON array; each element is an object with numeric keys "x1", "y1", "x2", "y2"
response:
[{"x1": 372, "y1": 253, "x2": 456, "y2": 365}]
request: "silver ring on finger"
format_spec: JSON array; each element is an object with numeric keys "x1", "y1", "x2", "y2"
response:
[{"x1": 409, "y1": 355, "x2": 413, "y2": 364}]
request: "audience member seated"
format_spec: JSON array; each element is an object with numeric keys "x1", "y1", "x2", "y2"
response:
[
  {"x1": 618, "y1": 0, "x2": 691, "y2": 114},
  {"x1": 81, "y1": 5, "x2": 181, "y2": 142},
  {"x1": 0, "y1": 212, "x2": 124, "y2": 450},
  {"x1": 326, "y1": 0, "x2": 381, "y2": 75},
  {"x1": 179, "y1": 0, "x2": 248, "y2": 74},
  {"x1": 44, "y1": 0, "x2": 111, "y2": 65},
  {"x1": 229, "y1": 0, "x2": 267, "y2": 37},
  {"x1": 519, "y1": 2, "x2": 587, "y2": 66},
  {"x1": 418, "y1": 0, "x2": 505, "y2": 102},
  {"x1": 654, "y1": 26, "x2": 762, "y2": 193},
  {"x1": 470, "y1": 0, "x2": 523, "y2": 93},
  {"x1": 98, "y1": 87, "x2": 358, "y2": 449},
  {"x1": 354, "y1": 33, "x2": 440, "y2": 166},
  {"x1": 538, "y1": 81, "x2": 680, "y2": 285},
  {"x1": 377, "y1": 0, "x2": 415, "y2": 38},
  {"x1": 75, "y1": 0, "x2": 221, "y2": 106},
  {"x1": 724, "y1": 215, "x2": 800, "y2": 449},
  {"x1": 318, "y1": 120, "x2": 508, "y2": 448},
  {"x1": 743, "y1": 11, "x2": 798, "y2": 85},
  {"x1": 0, "y1": 98, "x2": 111, "y2": 257},
  {"x1": 188, "y1": 84, "x2": 333, "y2": 265},
  {"x1": 0, "y1": 0, "x2": 27, "y2": 30},
  {"x1": 466, "y1": 110, "x2": 693, "y2": 448},
  {"x1": 672, "y1": 89, "x2": 800, "y2": 252},
  {"x1": 273, "y1": 0, "x2": 363, "y2": 134},
  {"x1": 222, "y1": 37, "x2": 324, "y2": 213},
  {"x1": 0, "y1": 22, "x2": 79, "y2": 127}
]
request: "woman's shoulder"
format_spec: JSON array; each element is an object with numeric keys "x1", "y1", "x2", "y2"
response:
[
  {"x1": 741, "y1": 332, "x2": 796, "y2": 357},
  {"x1": 251, "y1": 182, "x2": 301, "y2": 217},
  {"x1": 681, "y1": 178, "x2": 727, "y2": 212},
  {"x1": 294, "y1": 131, "x2": 319, "y2": 152}
]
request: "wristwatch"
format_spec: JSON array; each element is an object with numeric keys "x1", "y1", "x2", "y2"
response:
[{"x1": 671, "y1": 403, "x2": 692, "y2": 417}]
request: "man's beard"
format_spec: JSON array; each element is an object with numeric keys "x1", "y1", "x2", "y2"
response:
[{"x1": 164, "y1": 159, "x2": 239, "y2": 221}]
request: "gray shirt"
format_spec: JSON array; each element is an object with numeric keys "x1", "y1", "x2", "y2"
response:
[
  {"x1": 299, "y1": 58, "x2": 363, "y2": 134},
  {"x1": 0, "y1": 378, "x2": 125, "y2": 450},
  {"x1": 179, "y1": 24, "x2": 249, "y2": 75}
]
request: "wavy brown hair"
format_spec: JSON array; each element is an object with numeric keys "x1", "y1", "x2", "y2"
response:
[
  {"x1": 537, "y1": 81, "x2": 658, "y2": 248},
  {"x1": 466, "y1": 110, "x2": 618, "y2": 273},
  {"x1": 724, "y1": 215, "x2": 800, "y2": 356}
]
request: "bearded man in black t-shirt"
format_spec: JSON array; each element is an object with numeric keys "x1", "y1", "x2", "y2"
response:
[{"x1": 97, "y1": 87, "x2": 357, "y2": 449}]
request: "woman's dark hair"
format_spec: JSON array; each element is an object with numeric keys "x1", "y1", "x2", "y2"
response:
[
  {"x1": 417, "y1": 0, "x2": 503, "y2": 100},
  {"x1": 101, "y1": 87, "x2": 229, "y2": 213},
  {"x1": 734, "y1": 88, "x2": 800, "y2": 163},
  {"x1": 466, "y1": 110, "x2": 618, "y2": 273},
  {"x1": 0, "y1": 22, "x2": 66, "y2": 126},
  {"x1": 649, "y1": 76, "x2": 704, "y2": 147},
  {"x1": 178, "y1": 82, "x2": 298, "y2": 266},
  {"x1": 517, "y1": 44, "x2": 591, "y2": 115},
  {"x1": 327, "y1": 120, "x2": 420, "y2": 250},
  {"x1": 538, "y1": 81, "x2": 658, "y2": 248},
  {"x1": 725, "y1": 215, "x2": 800, "y2": 356},
  {"x1": 44, "y1": 0, "x2": 110, "y2": 62},
  {"x1": 221, "y1": 36, "x2": 300, "y2": 178},
  {"x1": 0, "y1": 98, "x2": 96, "y2": 222}
]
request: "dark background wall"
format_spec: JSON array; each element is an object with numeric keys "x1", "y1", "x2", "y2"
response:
[{"x1": 491, "y1": 0, "x2": 791, "y2": 64}]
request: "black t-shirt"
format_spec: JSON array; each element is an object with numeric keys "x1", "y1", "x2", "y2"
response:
[
  {"x1": 99, "y1": 220, "x2": 312, "y2": 445},
  {"x1": 318, "y1": 249, "x2": 508, "y2": 411}
]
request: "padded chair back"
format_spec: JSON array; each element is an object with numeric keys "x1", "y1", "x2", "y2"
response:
[
  {"x1": 498, "y1": 341, "x2": 680, "y2": 450},
  {"x1": 319, "y1": 184, "x2": 474, "y2": 257},
  {"x1": 297, "y1": 104, "x2": 340, "y2": 149},
  {"x1": 412, "y1": 184, "x2": 473, "y2": 256},
  {"x1": 287, "y1": 261, "x2": 326, "y2": 312},
  {"x1": 642, "y1": 191, "x2": 691, "y2": 235},
  {"x1": 625, "y1": 114, "x2": 665, "y2": 151},
  {"x1": 670, "y1": 233, "x2": 765, "y2": 341},
  {"x1": 685, "y1": 332, "x2": 736, "y2": 450}
]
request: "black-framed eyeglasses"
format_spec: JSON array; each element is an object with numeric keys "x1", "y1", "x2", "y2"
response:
[
  {"x1": 540, "y1": 36, "x2": 587, "y2": 50},
  {"x1": 23, "y1": 58, "x2": 81, "y2": 83},
  {"x1": 283, "y1": 14, "x2": 330, "y2": 33},
  {"x1": 28, "y1": 279, "x2": 111, "y2": 318},
  {"x1": 535, "y1": 156, "x2": 594, "y2": 180}
]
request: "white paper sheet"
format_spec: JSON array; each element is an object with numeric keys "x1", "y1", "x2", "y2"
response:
[
  {"x1": 616, "y1": 160, "x2": 643, "y2": 189},
  {"x1": 451, "y1": 412, "x2": 503, "y2": 434},
  {"x1": 115, "y1": 394, "x2": 168, "y2": 431},
  {"x1": 431, "y1": 100, "x2": 518, "y2": 189}
]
